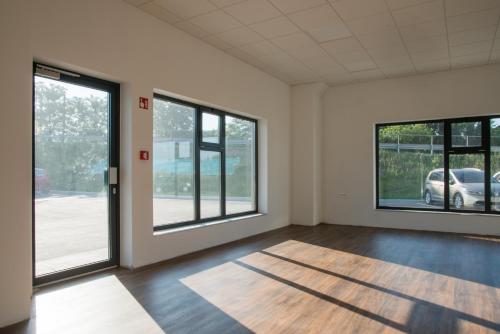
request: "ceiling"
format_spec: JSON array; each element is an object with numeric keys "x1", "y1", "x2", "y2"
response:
[{"x1": 124, "y1": 0, "x2": 500, "y2": 86}]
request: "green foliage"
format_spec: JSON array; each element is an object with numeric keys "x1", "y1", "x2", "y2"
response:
[
  {"x1": 152, "y1": 103, "x2": 255, "y2": 199},
  {"x1": 379, "y1": 123, "x2": 442, "y2": 144},
  {"x1": 379, "y1": 151, "x2": 443, "y2": 199},
  {"x1": 35, "y1": 80, "x2": 108, "y2": 193}
]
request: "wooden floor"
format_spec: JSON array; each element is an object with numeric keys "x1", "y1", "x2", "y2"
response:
[{"x1": 3, "y1": 224, "x2": 500, "y2": 334}]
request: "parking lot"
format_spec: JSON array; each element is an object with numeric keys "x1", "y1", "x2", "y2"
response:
[
  {"x1": 35, "y1": 194, "x2": 252, "y2": 276},
  {"x1": 378, "y1": 199, "x2": 442, "y2": 209}
]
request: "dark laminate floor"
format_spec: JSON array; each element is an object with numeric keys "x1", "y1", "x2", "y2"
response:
[{"x1": 2, "y1": 224, "x2": 500, "y2": 334}]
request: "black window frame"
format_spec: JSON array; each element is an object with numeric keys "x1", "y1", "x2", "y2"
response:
[
  {"x1": 375, "y1": 114, "x2": 500, "y2": 215},
  {"x1": 153, "y1": 93, "x2": 259, "y2": 231}
]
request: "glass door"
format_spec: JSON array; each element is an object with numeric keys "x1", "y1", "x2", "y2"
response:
[{"x1": 33, "y1": 63, "x2": 119, "y2": 285}]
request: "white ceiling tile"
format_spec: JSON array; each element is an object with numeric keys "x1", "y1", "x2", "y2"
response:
[
  {"x1": 494, "y1": 38, "x2": 500, "y2": 50},
  {"x1": 334, "y1": 50, "x2": 377, "y2": 71},
  {"x1": 490, "y1": 50, "x2": 500, "y2": 62},
  {"x1": 386, "y1": 0, "x2": 436, "y2": 10},
  {"x1": 404, "y1": 34, "x2": 448, "y2": 53},
  {"x1": 287, "y1": 71, "x2": 323, "y2": 84},
  {"x1": 124, "y1": 0, "x2": 152, "y2": 6},
  {"x1": 216, "y1": 26, "x2": 263, "y2": 46},
  {"x1": 451, "y1": 52, "x2": 490, "y2": 68},
  {"x1": 271, "y1": 32, "x2": 318, "y2": 51},
  {"x1": 414, "y1": 58, "x2": 450, "y2": 72},
  {"x1": 336, "y1": 59, "x2": 376, "y2": 72},
  {"x1": 301, "y1": 54, "x2": 346, "y2": 74},
  {"x1": 410, "y1": 48, "x2": 449, "y2": 62},
  {"x1": 351, "y1": 69, "x2": 386, "y2": 81},
  {"x1": 449, "y1": 25, "x2": 497, "y2": 46},
  {"x1": 321, "y1": 37, "x2": 364, "y2": 56},
  {"x1": 366, "y1": 44, "x2": 409, "y2": 60},
  {"x1": 288, "y1": 4, "x2": 351, "y2": 42},
  {"x1": 189, "y1": 10, "x2": 242, "y2": 34},
  {"x1": 399, "y1": 19, "x2": 447, "y2": 41},
  {"x1": 286, "y1": 43, "x2": 330, "y2": 61},
  {"x1": 269, "y1": 0, "x2": 326, "y2": 14},
  {"x1": 249, "y1": 17, "x2": 299, "y2": 38},
  {"x1": 259, "y1": 52, "x2": 320, "y2": 82},
  {"x1": 445, "y1": 0, "x2": 500, "y2": 17},
  {"x1": 239, "y1": 40, "x2": 282, "y2": 58},
  {"x1": 373, "y1": 55, "x2": 414, "y2": 68},
  {"x1": 203, "y1": 35, "x2": 234, "y2": 50},
  {"x1": 323, "y1": 71, "x2": 358, "y2": 86},
  {"x1": 379, "y1": 64, "x2": 415, "y2": 77},
  {"x1": 392, "y1": 0, "x2": 444, "y2": 27},
  {"x1": 357, "y1": 28, "x2": 403, "y2": 49},
  {"x1": 154, "y1": 0, "x2": 216, "y2": 19},
  {"x1": 139, "y1": 2, "x2": 181, "y2": 24},
  {"x1": 346, "y1": 12, "x2": 396, "y2": 35},
  {"x1": 175, "y1": 20, "x2": 211, "y2": 38},
  {"x1": 450, "y1": 40, "x2": 493, "y2": 57},
  {"x1": 224, "y1": 0, "x2": 281, "y2": 24},
  {"x1": 447, "y1": 8, "x2": 500, "y2": 33},
  {"x1": 210, "y1": 0, "x2": 246, "y2": 8},
  {"x1": 331, "y1": 0, "x2": 388, "y2": 20}
]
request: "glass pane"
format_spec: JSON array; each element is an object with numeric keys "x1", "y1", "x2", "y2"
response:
[
  {"x1": 451, "y1": 121, "x2": 482, "y2": 147},
  {"x1": 200, "y1": 150, "x2": 221, "y2": 219},
  {"x1": 448, "y1": 154, "x2": 485, "y2": 211},
  {"x1": 225, "y1": 116, "x2": 256, "y2": 214},
  {"x1": 34, "y1": 76, "x2": 110, "y2": 277},
  {"x1": 378, "y1": 122, "x2": 444, "y2": 209},
  {"x1": 491, "y1": 118, "x2": 500, "y2": 211},
  {"x1": 202, "y1": 112, "x2": 220, "y2": 144},
  {"x1": 153, "y1": 99, "x2": 195, "y2": 226}
]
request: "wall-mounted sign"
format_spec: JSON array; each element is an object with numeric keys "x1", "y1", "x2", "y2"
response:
[{"x1": 139, "y1": 97, "x2": 149, "y2": 110}]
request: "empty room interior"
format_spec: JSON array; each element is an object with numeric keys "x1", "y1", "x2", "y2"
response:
[{"x1": 1, "y1": 0, "x2": 500, "y2": 333}]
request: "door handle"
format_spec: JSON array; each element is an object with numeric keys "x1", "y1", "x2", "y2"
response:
[{"x1": 109, "y1": 167, "x2": 118, "y2": 185}]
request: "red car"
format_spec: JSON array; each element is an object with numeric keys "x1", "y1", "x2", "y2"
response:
[{"x1": 35, "y1": 168, "x2": 50, "y2": 194}]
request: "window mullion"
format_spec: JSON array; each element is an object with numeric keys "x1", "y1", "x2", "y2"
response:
[
  {"x1": 195, "y1": 108, "x2": 201, "y2": 221},
  {"x1": 221, "y1": 115, "x2": 226, "y2": 217},
  {"x1": 484, "y1": 118, "x2": 492, "y2": 212},
  {"x1": 444, "y1": 121, "x2": 451, "y2": 211}
]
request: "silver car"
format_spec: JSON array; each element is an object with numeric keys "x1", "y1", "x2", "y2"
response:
[{"x1": 424, "y1": 168, "x2": 500, "y2": 209}]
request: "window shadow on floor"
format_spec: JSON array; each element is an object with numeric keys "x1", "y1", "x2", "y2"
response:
[{"x1": 294, "y1": 224, "x2": 500, "y2": 289}]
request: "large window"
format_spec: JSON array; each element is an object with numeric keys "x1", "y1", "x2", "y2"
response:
[
  {"x1": 153, "y1": 94, "x2": 258, "y2": 230},
  {"x1": 376, "y1": 116, "x2": 500, "y2": 214}
]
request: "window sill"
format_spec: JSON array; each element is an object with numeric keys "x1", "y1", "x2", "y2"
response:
[
  {"x1": 153, "y1": 213, "x2": 265, "y2": 236},
  {"x1": 375, "y1": 207, "x2": 500, "y2": 217}
]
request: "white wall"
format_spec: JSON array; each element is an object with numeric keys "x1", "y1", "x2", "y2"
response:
[
  {"x1": 0, "y1": 0, "x2": 33, "y2": 327},
  {"x1": 323, "y1": 64, "x2": 500, "y2": 236},
  {"x1": 291, "y1": 83, "x2": 326, "y2": 226},
  {"x1": 0, "y1": 0, "x2": 290, "y2": 327}
]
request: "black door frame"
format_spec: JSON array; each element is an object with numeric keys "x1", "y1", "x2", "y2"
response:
[{"x1": 32, "y1": 62, "x2": 120, "y2": 286}]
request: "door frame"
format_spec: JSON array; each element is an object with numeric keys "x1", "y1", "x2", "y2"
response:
[{"x1": 32, "y1": 62, "x2": 120, "y2": 286}]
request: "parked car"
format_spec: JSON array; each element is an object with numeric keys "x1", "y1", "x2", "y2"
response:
[
  {"x1": 493, "y1": 171, "x2": 500, "y2": 182},
  {"x1": 424, "y1": 168, "x2": 500, "y2": 209},
  {"x1": 35, "y1": 168, "x2": 50, "y2": 194}
]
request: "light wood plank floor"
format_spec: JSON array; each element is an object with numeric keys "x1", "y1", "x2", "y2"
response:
[{"x1": 3, "y1": 224, "x2": 500, "y2": 334}]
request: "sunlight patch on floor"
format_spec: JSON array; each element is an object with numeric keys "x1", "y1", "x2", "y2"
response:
[
  {"x1": 34, "y1": 275, "x2": 164, "y2": 334},
  {"x1": 264, "y1": 240, "x2": 499, "y2": 321},
  {"x1": 180, "y1": 240, "x2": 499, "y2": 333}
]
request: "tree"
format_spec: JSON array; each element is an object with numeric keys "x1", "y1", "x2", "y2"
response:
[{"x1": 35, "y1": 79, "x2": 108, "y2": 193}]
